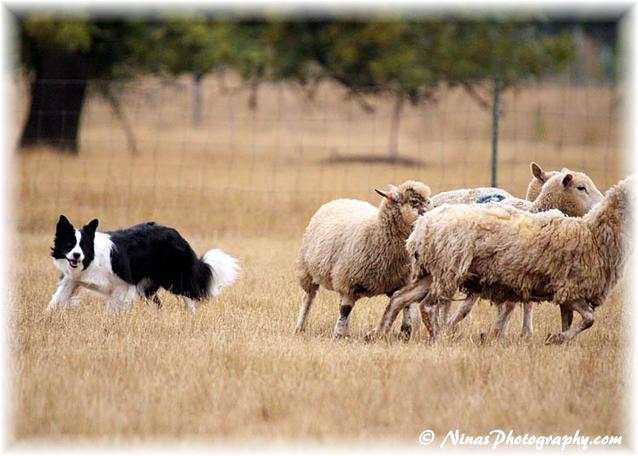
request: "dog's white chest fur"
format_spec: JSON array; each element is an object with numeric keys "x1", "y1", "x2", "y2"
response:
[{"x1": 50, "y1": 232, "x2": 136, "y2": 309}]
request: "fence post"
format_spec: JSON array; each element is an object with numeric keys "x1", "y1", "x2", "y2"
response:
[{"x1": 491, "y1": 77, "x2": 500, "y2": 188}]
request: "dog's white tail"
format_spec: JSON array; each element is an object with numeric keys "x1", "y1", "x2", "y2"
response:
[{"x1": 202, "y1": 249, "x2": 240, "y2": 297}]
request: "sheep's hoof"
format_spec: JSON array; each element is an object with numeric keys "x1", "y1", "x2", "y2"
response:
[
  {"x1": 425, "y1": 336, "x2": 438, "y2": 345},
  {"x1": 545, "y1": 333, "x2": 566, "y2": 345},
  {"x1": 399, "y1": 326, "x2": 412, "y2": 343},
  {"x1": 364, "y1": 329, "x2": 379, "y2": 343},
  {"x1": 520, "y1": 331, "x2": 532, "y2": 340},
  {"x1": 333, "y1": 333, "x2": 351, "y2": 341},
  {"x1": 447, "y1": 331, "x2": 462, "y2": 343}
]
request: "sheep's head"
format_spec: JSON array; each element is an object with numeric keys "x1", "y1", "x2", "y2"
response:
[
  {"x1": 536, "y1": 170, "x2": 604, "y2": 217},
  {"x1": 375, "y1": 180, "x2": 432, "y2": 225},
  {"x1": 526, "y1": 162, "x2": 560, "y2": 201}
]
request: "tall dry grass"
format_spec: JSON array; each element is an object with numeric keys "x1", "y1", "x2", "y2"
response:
[{"x1": 10, "y1": 76, "x2": 629, "y2": 444}]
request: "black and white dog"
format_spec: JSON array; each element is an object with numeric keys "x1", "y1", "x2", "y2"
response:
[{"x1": 48, "y1": 215, "x2": 239, "y2": 311}]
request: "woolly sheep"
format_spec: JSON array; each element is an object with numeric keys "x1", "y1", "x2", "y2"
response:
[
  {"x1": 436, "y1": 166, "x2": 604, "y2": 337},
  {"x1": 431, "y1": 164, "x2": 602, "y2": 218},
  {"x1": 442, "y1": 161, "x2": 559, "y2": 208},
  {"x1": 295, "y1": 180, "x2": 432, "y2": 338},
  {"x1": 373, "y1": 174, "x2": 634, "y2": 344}
]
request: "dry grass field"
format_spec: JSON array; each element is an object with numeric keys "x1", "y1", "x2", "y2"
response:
[{"x1": 9, "y1": 76, "x2": 630, "y2": 445}]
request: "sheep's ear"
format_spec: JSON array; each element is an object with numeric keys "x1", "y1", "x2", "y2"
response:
[
  {"x1": 375, "y1": 188, "x2": 388, "y2": 199},
  {"x1": 530, "y1": 162, "x2": 546, "y2": 181},
  {"x1": 374, "y1": 188, "x2": 399, "y2": 203},
  {"x1": 562, "y1": 174, "x2": 573, "y2": 187}
]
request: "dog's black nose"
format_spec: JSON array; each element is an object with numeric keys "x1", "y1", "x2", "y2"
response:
[{"x1": 72, "y1": 252, "x2": 81, "y2": 259}]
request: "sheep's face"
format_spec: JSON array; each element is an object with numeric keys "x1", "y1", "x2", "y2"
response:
[
  {"x1": 376, "y1": 181, "x2": 432, "y2": 225},
  {"x1": 399, "y1": 188, "x2": 432, "y2": 224},
  {"x1": 526, "y1": 162, "x2": 560, "y2": 201},
  {"x1": 539, "y1": 171, "x2": 604, "y2": 217}
]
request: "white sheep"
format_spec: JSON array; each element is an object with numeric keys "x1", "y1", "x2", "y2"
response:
[
  {"x1": 295, "y1": 180, "x2": 432, "y2": 338},
  {"x1": 433, "y1": 165, "x2": 603, "y2": 337},
  {"x1": 373, "y1": 174, "x2": 634, "y2": 344}
]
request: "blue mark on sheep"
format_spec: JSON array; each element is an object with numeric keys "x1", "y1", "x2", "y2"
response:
[{"x1": 477, "y1": 194, "x2": 507, "y2": 204}]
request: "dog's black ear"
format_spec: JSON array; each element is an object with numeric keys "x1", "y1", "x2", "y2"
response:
[
  {"x1": 56, "y1": 215, "x2": 73, "y2": 234},
  {"x1": 83, "y1": 218, "x2": 99, "y2": 234}
]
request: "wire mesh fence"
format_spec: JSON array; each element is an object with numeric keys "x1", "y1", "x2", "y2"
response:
[{"x1": 15, "y1": 74, "x2": 622, "y2": 238}]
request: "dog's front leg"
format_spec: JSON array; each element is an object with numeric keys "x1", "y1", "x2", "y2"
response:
[
  {"x1": 106, "y1": 284, "x2": 137, "y2": 312},
  {"x1": 47, "y1": 278, "x2": 79, "y2": 311}
]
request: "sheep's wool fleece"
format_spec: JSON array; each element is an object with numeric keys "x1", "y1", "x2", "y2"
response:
[
  {"x1": 297, "y1": 182, "x2": 431, "y2": 298},
  {"x1": 407, "y1": 176, "x2": 633, "y2": 307},
  {"x1": 432, "y1": 187, "x2": 532, "y2": 211}
]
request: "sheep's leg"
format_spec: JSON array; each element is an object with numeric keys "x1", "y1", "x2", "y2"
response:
[
  {"x1": 545, "y1": 300, "x2": 594, "y2": 345},
  {"x1": 333, "y1": 295, "x2": 355, "y2": 339},
  {"x1": 560, "y1": 304, "x2": 574, "y2": 331},
  {"x1": 418, "y1": 296, "x2": 441, "y2": 342},
  {"x1": 399, "y1": 304, "x2": 415, "y2": 341},
  {"x1": 366, "y1": 277, "x2": 430, "y2": 340},
  {"x1": 438, "y1": 302, "x2": 450, "y2": 333},
  {"x1": 521, "y1": 303, "x2": 533, "y2": 337},
  {"x1": 491, "y1": 301, "x2": 516, "y2": 338},
  {"x1": 295, "y1": 283, "x2": 319, "y2": 334},
  {"x1": 446, "y1": 294, "x2": 479, "y2": 333}
]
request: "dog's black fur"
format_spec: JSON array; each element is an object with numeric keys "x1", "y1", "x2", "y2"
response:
[
  {"x1": 107, "y1": 222, "x2": 213, "y2": 300},
  {"x1": 51, "y1": 216, "x2": 218, "y2": 302}
]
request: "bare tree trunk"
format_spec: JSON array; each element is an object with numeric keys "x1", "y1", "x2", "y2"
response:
[
  {"x1": 248, "y1": 80, "x2": 259, "y2": 110},
  {"x1": 572, "y1": 24, "x2": 586, "y2": 86},
  {"x1": 20, "y1": 52, "x2": 89, "y2": 153},
  {"x1": 388, "y1": 92, "x2": 404, "y2": 159},
  {"x1": 98, "y1": 82, "x2": 138, "y2": 155},
  {"x1": 193, "y1": 74, "x2": 203, "y2": 127}
]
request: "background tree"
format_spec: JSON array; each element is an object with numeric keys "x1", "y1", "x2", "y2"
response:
[
  {"x1": 159, "y1": 17, "x2": 222, "y2": 126},
  {"x1": 16, "y1": 15, "x2": 576, "y2": 157},
  {"x1": 445, "y1": 20, "x2": 574, "y2": 101},
  {"x1": 159, "y1": 18, "x2": 272, "y2": 123},
  {"x1": 265, "y1": 19, "x2": 573, "y2": 161},
  {"x1": 442, "y1": 20, "x2": 574, "y2": 185},
  {"x1": 265, "y1": 20, "x2": 455, "y2": 159},
  {"x1": 18, "y1": 17, "x2": 158, "y2": 152}
]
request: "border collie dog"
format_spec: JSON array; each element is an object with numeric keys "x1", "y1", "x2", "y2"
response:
[{"x1": 49, "y1": 215, "x2": 239, "y2": 311}]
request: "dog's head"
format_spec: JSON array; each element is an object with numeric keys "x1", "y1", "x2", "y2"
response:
[{"x1": 51, "y1": 215, "x2": 99, "y2": 274}]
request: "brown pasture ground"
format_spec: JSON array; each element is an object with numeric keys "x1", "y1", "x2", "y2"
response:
[{"x1": 9, "y1": 76, "x2": 630, "y2": 446}]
